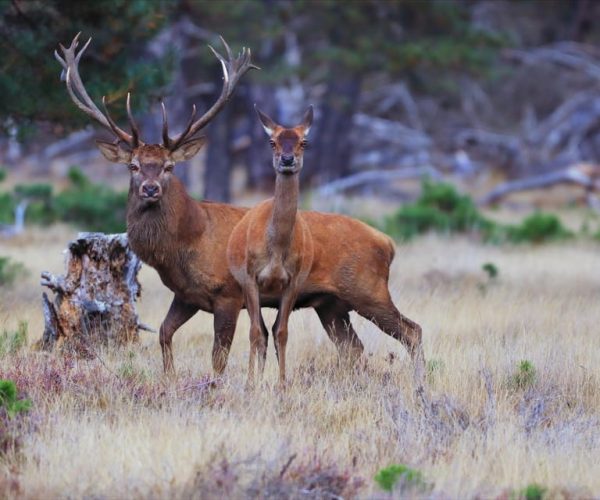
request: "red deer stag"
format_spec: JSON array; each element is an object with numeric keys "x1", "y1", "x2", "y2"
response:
[
  {"x1": 227, "y1": 106, "x2": 314, "y2": 388},
  {"x1": 55, "y1": 33, "x2": 365, "y2": 375}
]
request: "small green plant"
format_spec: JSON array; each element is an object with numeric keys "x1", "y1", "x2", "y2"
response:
[
  {"x1": 482, "y1": 262, "x2": 498, "y2": 279},
  {"x1": 510, "y1": 360, "x2": 537, "y2": 390},
  {"x1": 426, "y1": 358, "x2": 445, "y2": 384},
  {"x1": 507, "y1": 212, "x2": 571, "y2": 243},
  {"x1": 520, "y1": 483, "x2": 546, "y2": 500},
  {"x1": 0, "y1": 256, "x2": 27, "y2": 287},
  {"x1": 374, "y1": 464, "x2": 427, "y2": 493},
  {"x1": 0, "y1": 380, "x2": 31, "y2": 418},
  {"x1": 0, "y1": 321, "x2": 28, "y2": 357},
  {"x1": 0, "y1": 167, "x2": 6, "y2": 183}
]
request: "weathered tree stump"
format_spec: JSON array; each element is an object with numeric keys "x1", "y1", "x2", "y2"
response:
[{"x1": 40, "y1": 232, "x2": 148, "y2": 356}]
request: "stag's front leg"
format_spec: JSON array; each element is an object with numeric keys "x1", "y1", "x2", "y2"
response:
[
  {"x1": 212, "y1": 298, "x2": 243, "y2": 375},
  {"x1": 159, "y1": 297, "x2": 199, "y2": 376}
]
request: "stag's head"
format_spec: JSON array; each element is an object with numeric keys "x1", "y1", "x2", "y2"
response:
[
  {"x1": 255, "y1": 105, "x2": 313, "y2": 175},
  {"x1": 55, "y1": 33, "x2": 257, "y2": 205}
]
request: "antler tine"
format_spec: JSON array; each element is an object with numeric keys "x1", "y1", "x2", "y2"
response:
[
  {"x1": 169, "y1": 104, "x2": 197, "y2": 150},
  {"x1": 161, "y1": 100, "x2": 170, "y2": 149},
  {"x1": 57, "y1": 34, "x2": 134, "y2": 145},
  {"x1": 170, "y1": 36, "x2": 258, "y2": 147},
  {"x1": 102, "y1": 96, "x2": 134, "y2": 145},
  {"x1": 126, "y1": 93, "x2": 141, "y2": 147}
]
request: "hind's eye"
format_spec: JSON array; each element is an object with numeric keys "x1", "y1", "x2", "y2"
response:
[
  {"x1": 300, "y1": 140, "x2": 308, "y2": 149},
  {"x1": 129, "y1": 163, "x2": 140, "y2": 173},
  {"x1": 269, "y1": 140, "x2": 276, "y2": 149}
]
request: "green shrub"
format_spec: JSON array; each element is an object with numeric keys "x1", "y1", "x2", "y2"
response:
[
  {"x1": 0, "y1": 256, "x2": 27, "y2": 287},
  {"x1": 0, "y1": 379, "x2": 32, "y2": 456},
  {"x1": 383, "y1": 180, "x2": 492, "y2": 240},
  {"x1": 520, "y1": 483, "x2": 546, "y2": 500},
  {"x1": 0, "y1": 322, "x2": 28, "y2": 357},
  {"x1": 510, "y1": 360, "x2": 537, "y2": 390},
  {"x1": 382, "y1": 181, "x2": 572, "y2": 245},
  {"x1": 507, "y1": 212, "x2": 572, "y2": 243},
  {"x1": 53, "y1": 167, "x2": 127, "y2": 233},
  {"x1": 374, "y1": 464, "x2": 427, "y2": 493},
  {"x1": 0, "y1": 168, "x2": 6, "y2": 183},
  {"x1": 482, "y1": 262, "x2": 498, "y2": 279},
  {"x1": 0, "y1": 380, "x2": 31, "y2": 418},
  {"x1": 0, "y1": 192, "x2": 13, "y2": 224}
]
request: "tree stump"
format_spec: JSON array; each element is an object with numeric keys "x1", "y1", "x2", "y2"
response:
[{"x1": 40, "y1": 232, "x2": 148, "y2": 356}]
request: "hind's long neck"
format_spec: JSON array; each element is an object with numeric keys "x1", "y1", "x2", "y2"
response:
[{"x1": 267, "y1": 173, "x2": 299, "y2": 259}]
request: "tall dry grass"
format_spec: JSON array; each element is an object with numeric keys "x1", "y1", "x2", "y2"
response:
[{"x1": 1, "y1": 226, "x2": 600, "y2": 498}]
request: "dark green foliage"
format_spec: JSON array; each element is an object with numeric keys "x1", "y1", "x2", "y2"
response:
[
  {"x1": 374, "y1": 464, "x2": 427, "y2": 493},
  {"x1": 0, "y1": 168, "x2": 127, "y2": 233},
  {"x1": 383, "y1": 181, "x2": 572, "y2": 244},
  {"x1": 0, "y1": 380, "x2": 31, "y2": 419},
  {"x1": 519, "y1": 483, "x2": 546, "y2": 500},
  {"x1": 52, "y1": 168, "x2": 127, "y2": 233},
  {"x1": 0, "y1": 256, "x2": 27, "y2": 287},
  {"x1": 506, "y1": 212, "x2": 572, "y2": 243},
  {"x1": 0, "y1": 168, "x2": 6, "y2": 182},
  {"x1": 510, "y1": 360, "x2": 537, "y2": 390},
  {"x1": 0, "y1": 322, "x2": 28, "y2": 357},
  {"x1": 0, "y1": 0, "x2": 173, "y2": 137},
  {"x1": 383, "y1": 180, "x2": 495, "y2": 240},
  {"x1": 0, "y1": 379, "x2": 32, "y2": 456},
  {"x1": 482, "y1": 262, "x2": 499, "y2": 279}
]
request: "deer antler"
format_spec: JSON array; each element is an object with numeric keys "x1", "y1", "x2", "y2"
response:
[
  {"x1": 162, "y1": 36, "x2": 259, "y2": 150},
  {"x1": 55, "y1": 33, "x2": 141, "y2": 147}
]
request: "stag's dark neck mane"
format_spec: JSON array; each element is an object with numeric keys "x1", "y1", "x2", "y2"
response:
[{"x1": 126, "y1": 176, "x2": 205, "y2": 267}]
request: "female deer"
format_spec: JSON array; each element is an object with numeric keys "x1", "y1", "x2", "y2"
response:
[{"x1": 227, "y1": 106, "x2": 314, "y2": 388}]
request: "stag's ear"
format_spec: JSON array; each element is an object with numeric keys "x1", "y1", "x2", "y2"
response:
[
  {"x1": 95, "y1": 141, "x2": 132, "y2": 163},
  {"x1": 255, "y1": 104, "x2": 278, "y2": 136},
  {"x1": 170, "y1": 136, "x2": 207, "y2": 162},
  {"x1": 300, "y1": 105, "x2": 313, "y2": 136}
]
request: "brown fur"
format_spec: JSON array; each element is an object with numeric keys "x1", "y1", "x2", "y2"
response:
[{"x1": 92, "y1": 137, "x2": 424, "y2": 384}]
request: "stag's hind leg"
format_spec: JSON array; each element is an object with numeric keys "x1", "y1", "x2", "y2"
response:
[
  {"x1": 356, "y1": 292, "x2": 425, "y2": 385},
  {"x1": 212, "y1": 298, "x2": 243, "y2": 375},
  {"x1": 315, "y1": 298, "x2": 364, "y2": 363},
  {"x1": 159, "y1": 298, "x2": 199, "y2": 375}
]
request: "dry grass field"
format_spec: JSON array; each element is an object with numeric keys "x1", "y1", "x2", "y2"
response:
[{"x1": 1, "y1": 223, "x2": 600, "y2": 498}]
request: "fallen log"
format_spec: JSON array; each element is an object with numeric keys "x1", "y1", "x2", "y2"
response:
[
  {"x1": 479, "y1": 163, "x2": 600, "y2": 206},
  {"x1": 39, "y1": 232, "x2": 149, "y2": 356}
]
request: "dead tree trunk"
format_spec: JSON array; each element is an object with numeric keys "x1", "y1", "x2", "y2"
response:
[{"x1": 40, "y1": 233, "x2": 147, "y2": 356}]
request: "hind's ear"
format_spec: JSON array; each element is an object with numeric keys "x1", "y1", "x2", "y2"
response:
[
  {"x1": 255, "y1": 104, "x2": 278, "y2": 136},
  {"x1": 96, "y1": 141, "x2": 132, "y2": 164},
  {"x1": 300, "y1": 105, "x2": 313, "y2": 136},
  {"x1": 170, "y1": 136, "x2": 207, "y2": 162}
]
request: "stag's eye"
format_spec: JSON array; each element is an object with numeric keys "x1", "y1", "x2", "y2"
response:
[
  {"x1": 129, "y1": 163, "x2": 140, "y2": 173},
  {"x1": 164, "y1": 163, "x2": 174, "y2": 173}
]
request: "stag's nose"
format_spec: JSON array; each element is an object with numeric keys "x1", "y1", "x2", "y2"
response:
[
  {"x1": 281, "y1": 154, "x2": 294, "y2": 166},
  {"x1": 142, "y1": 184, "x2": 160, "y2": 197}
]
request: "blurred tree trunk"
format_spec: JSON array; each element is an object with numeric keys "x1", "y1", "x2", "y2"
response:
[
  {"x1": 306, "y1": 74, "x2": 362, "y2": 184},
  {"x1": 246, "y1": 84, "x2": 277, "y2": 190},
  {"x1": 203, "y1": 105, "x2": 233, "y2": 202}
]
